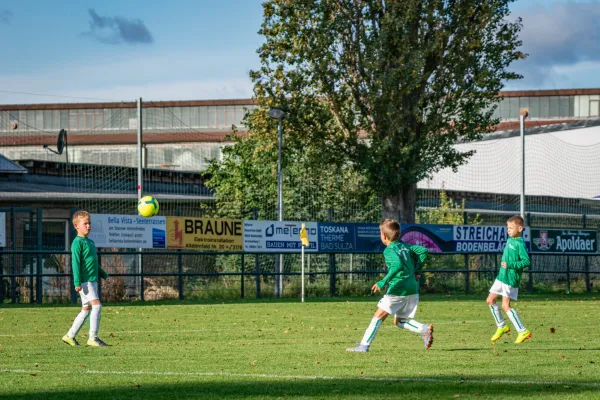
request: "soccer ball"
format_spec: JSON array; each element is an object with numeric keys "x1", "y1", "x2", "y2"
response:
[{"x1": 138, "y1": 195, "x2": 159, "y2": 217}]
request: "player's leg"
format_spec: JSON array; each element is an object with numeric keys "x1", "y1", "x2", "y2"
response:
[
  {"x1": 84, "y1": 282, "x2": 108, "y2": 347},
  {"x1": 394, "y1": 295, "x2": 433, "y2": 349},
  {"x1": 502, "y1": 292, "x2": 531, "y2": 344},
  {"x1": 347, "y1": 300, "x2": 390, "y2": 352},
  {"x1": 63, "y1": 289, "x2": 90, "y2": 346},
  {"x1": 487, "y1": 282, "x2": 510, "y2": 343}
]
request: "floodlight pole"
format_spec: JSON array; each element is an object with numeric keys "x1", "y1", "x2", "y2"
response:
[
  {"x1": 519, "y1": 108, "x2": 528, "y2": 219},
  {"x1": 137, "y1": 98, "x2": 143, "y2": 201}
]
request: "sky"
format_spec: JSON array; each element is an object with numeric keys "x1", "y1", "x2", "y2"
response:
[{"x1": 1, "y1": 0, "x2": 599, "y2": 104}]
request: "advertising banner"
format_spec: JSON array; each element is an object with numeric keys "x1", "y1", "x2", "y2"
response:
[
  {"x1": 89, "y1": 214, "x2": 166, "y2": 249},
  {"x1": 243, "y1": 221, "x2": 318, "y2": 252},
  {"x1": 318, "y1": 223, "x2": 385, "y2": 253},
  {"x1": 167, "y1": 217, "x2": 243, "y2": 251},
  {"x1": 399, "y1": 224, "x2": 531, "y2": 253},
  {"x1": 530, "y1": 228, "x2": 597, "y2": 254}
]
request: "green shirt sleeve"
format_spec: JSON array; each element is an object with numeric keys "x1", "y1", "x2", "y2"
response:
[
  {"x1": 509, "y1": 241, "x2": 530, "y2": 270},
  {"x1": 376, "y1": 248, "x2": 401, "y2": 289},
  {"x1": 71, "y1": 239, "x2": 82, "y2": 287},
  {"x1": 99, "y1": 266, "x2": 109, "y2": 280},
  {"x1": 409, "y1": 245, "x2": 428, "y2": 274}
]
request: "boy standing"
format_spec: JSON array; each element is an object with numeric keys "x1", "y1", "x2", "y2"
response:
[
  {"x1": 486, "y1": 215, "x2": 532, "y2": 344},
  {"x1": 347, "y1": 219, "x2": 433, "y2": 352},
  {"x1": 62, "y1": 211, "x2": 110, "y2": 347}
]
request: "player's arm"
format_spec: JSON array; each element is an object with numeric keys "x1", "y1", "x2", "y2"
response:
[
  {"x1": 409, "y1": 244, "x2": 429, "y2": 275},
  {"x1": 99, "y1": 266, "x2": 109, "y2": 280},
  {"x1": 508, "y1": 242, "x2": 530, "y2": 270},
  {"x1": 376, "y1": 249, "x2": 401, "y2": 289},
  {"x1": 71, "y1": 241, "x2": 82, "y2": 287}
]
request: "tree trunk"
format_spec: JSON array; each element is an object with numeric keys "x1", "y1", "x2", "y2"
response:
[{"x1": 381, "y1": 183, "x2": 418, "y2": 223}]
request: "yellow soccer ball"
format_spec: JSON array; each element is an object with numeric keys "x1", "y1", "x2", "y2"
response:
[{"x1": 137, "y1": 195, "x2": 159, "y2": 217}]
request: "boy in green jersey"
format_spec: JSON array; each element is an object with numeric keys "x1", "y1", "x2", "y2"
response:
[
  {"x1": 62, "y1": 211, "x2": 110, "y2": 347},
  {"x1": 486, "y1": 215, "x2": 532, "y2": 344},
  {"x1": 347, "y1": 219, "x2": 433, "y2": 352}
]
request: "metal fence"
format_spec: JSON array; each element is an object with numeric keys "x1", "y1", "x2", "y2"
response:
[{"x1": 1, "y1": 206, "x2": 599, "y2": 304}]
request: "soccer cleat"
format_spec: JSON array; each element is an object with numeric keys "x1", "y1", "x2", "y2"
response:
[
  {"x1": 515, "y1": 329, "x2": 532, "y2": 344},
  {"x1": 346, "y1": 343, "x2": 369, "y2": 352},
  {"x1": 491, "y1": 325, "x2": 510, "y2": 343},
  {"x1": 420, "y1": 324, "x2": 434, "y2": 349},
  {"x1": 62, "y1": 335, "x2": 80, "y2": 347},
  {"x1": 87, "y1": 337, "x2": 108, "y2": 347}
]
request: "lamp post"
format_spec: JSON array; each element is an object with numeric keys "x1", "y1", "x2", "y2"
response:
[
  {"x1": 269, "y1": 108, "x2": 286, "y2": 297},
  {"x1": 519, "y1": 108, "x2": 528, "y2": 219}
]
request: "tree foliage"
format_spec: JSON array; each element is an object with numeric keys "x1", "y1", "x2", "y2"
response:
[{"x1": 251, "y1": 0, "x2": 524, "y2": 222}]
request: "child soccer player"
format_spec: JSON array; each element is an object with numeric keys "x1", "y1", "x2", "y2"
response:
[
  {"x1": 62, "y1": 211, "x2": 110, "y2": 347},
  {"x1": 346, "y1": 219, "x2": 433, "y2": 352},
  {"x1": 486, "y1": 215, "x2": 532, "y2": 344}
]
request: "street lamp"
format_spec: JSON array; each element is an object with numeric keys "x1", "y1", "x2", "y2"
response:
[{"x1": 269, "y1": 107, "x2": 286, "y2": 297}]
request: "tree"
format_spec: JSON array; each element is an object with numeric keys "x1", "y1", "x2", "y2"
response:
[
  {"x1": 205, "y1": 107, "x2": 379, "y2": 222},
  {"x1": 252, "y1": 0, "x2": 524, "y2": 223}
]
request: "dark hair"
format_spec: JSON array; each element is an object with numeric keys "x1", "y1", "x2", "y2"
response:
[{"x1": 380, "y1": 219, "x2": 400, "y2": 241}]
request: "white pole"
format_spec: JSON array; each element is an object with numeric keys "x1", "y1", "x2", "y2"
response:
[
  {"x1": 301, "y1": 245, "x2": 305, "y2": 303},
  {"x1": 519, "y1": 113, "x2": 525, "y2": 218},
  {"x1": 277, "y1": 118, "x2": 284, "y2": 297},
  {"x1": 137, "y1": 98, "x2": 143, "y2": 297}
]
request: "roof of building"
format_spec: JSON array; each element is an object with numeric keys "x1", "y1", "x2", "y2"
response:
[{"x1": 0, "y1": 154, "x2": 28, "y2": 174}]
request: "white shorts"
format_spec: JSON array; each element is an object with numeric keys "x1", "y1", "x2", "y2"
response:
[
  {"x1": 377, "y1": 294, "x2": 419, "y2": 319},
  {"x1": 489, "y1": 279, "x2": 519, "y2": 300},
  {"x1": 78, "y1": 281, "x2": 99, "y2": 306}
]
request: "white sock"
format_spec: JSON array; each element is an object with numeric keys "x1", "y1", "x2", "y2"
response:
[
  {"x1": 490, "y1": 304, "x2": 506, "y2": 328},
  {"x1": 89, "y1": 304, "x2": 102, "y2": 338},
  {"x1": 397, "y1": 319, "x2": 424, "y2": 333},
  {"x1": 360, "y1": 318, "x2": 382, "y2": 347},
  {"x1": 507, "y1": 308, "x2": 526, "y2": 333},
  {"x1": 67, "y1": 309, "x2": 89, "y2": 338}
]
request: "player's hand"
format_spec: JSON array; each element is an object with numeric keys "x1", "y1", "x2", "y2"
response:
[
  {"x1": 371, "y1": 283, "x2": 381, "y2": 293},
  {"x1": 75, "y1": 286, "x2": 82, "y2": 292},
  {"x1": 501, "y1": 262, "x2": 507, "y2": 269},
  {"x1": 415, "y1": 274, "x2": 421, "y2": 280}
]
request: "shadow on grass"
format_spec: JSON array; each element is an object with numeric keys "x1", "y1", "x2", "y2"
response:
[{"x1": 1, "y1": 374, "x2": 598, "y2": 400}]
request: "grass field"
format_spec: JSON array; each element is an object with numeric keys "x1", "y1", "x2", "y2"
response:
[{"x1": 1, "y1": 294, "x2": 599, "y2": 399}]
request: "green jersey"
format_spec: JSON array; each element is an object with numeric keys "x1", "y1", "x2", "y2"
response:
[
  {"x1": 497, "y1": 236, "x2": 530, "y2": 288},
  {"x1": 376, "y1": 241, "x2": 428, "y2": 296},
  {"x1": 71, "y1": 236, "x2": 109, "y2": 287}
]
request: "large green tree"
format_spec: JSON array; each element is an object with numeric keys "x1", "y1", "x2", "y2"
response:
[{"x1": 252, "y1": 0, "x2": 524, "y2": 223}]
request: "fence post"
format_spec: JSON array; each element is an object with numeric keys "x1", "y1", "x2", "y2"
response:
[
  {"x1": 463, "y1": 213, "x2": 469, "y2": 294},
  {"x1": 140, "y1": 252, "x2": 144, "y2": 302},
  {"x1": 29, "y1": 211, "x2": 34, "y2": 304},
  {"x1": 527, "y1": 213, "x2": 534, "y2": 293},
  {"x1": 254, "y1": 208, "x2": 261, "y2": 298},
  {"x1": 583, "y1": 214, "x2": 592, "y2": 293},
  {"x1": 177, "y1": 252, "x2": 184, "y2": 300},
  {"x1": 566, "y1": 256, "x2": 571, "y2": 294},
  {"x1": 328, "y1": 208, "x2": 336, "y2": 297},
  {"x1": 241, "y1": 253, "x2": 245, "y2": 299},
  {"x1": 11, "y1": 208, "x2": 17, "y2": 304},
  {"x1": 175, "y1": 207, "x2": 184, "y2": 300},
  {"x1": 36, "y1": 208, "x2": 43, "y2": 304},
  {"x1": 97, "y1": 252, "x2": 102, "y2": 300}
]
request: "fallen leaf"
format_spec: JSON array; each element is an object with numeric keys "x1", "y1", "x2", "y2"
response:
[
  {"x1": 550, "y1": 328, "x2": 556, "y2": 333},
  {"x1": 109, "y1": 332, "x2": 116, "y2": 338}
]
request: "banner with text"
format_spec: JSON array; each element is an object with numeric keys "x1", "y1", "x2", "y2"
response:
[
  {"x1": 167, "y1": 217, "x2": 243, "y2": 251},
  {"x1": 318, "y1": 223, "x2": 385, "y2": 253},
  {"x1": 399, "y1": 224, "x2": 531, "y2": 253},
  {"x1": 530, "y1": 228, "x2": 597, "y2": 254},
  {"x1": 243, "y1": 221, "x2": 319, "y2": 252},
  {"x1": 89, "y1": 214, "x2": 166, "y2": 249}
]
